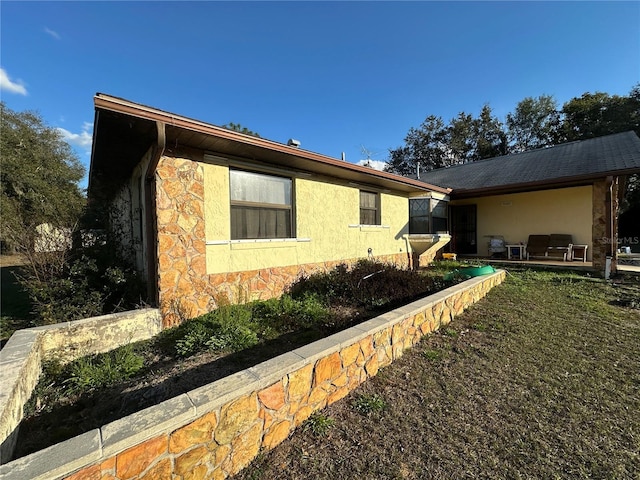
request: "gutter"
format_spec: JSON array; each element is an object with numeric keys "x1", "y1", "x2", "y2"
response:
[
  {"x1": 446, "y1": 169, "x2": 640, "y2": 199},
  {"x1": 93, "y1": 93, "x2": 450, "y2": 195}
]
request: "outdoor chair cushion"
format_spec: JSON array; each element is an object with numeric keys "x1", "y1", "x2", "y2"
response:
[
  {"x1": 547, "y1": 234, "x2": 573, "y2": 261},
  {"x1": 526, "y1": 235, "x2": 550, "y2": 259}
]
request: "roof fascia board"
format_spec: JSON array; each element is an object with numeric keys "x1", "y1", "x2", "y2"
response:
[
  {"x1": 447, "y1": 172, "x2": 634, "y2": 199},
  {"x1": 94, "y1": 93, "x2": 450, "y2": 195}
]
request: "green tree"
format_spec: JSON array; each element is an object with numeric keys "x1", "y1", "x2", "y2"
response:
[
  {"x1": 447, "y1": 112, "x2": 475, "y2": 164},
  {"x1": 222, "y1": 122, "x2": 261, "y2": 138},
  {"x1": 0, "y1": 103, "x2": 85, "y2": 266},
  {"x1": 474, "y1": 104, "x2": 508, "y2": 160},
  {"x1": 506, "y1": 95, "x2": 561, "y2": 152},
  {"x1": 444, "y1": 106, "x2": 507, "y2": 163},
  {"x1": 561, "y1": 85, "x2": 640, "y2": 214},
  {"x1": 561, "y1": 85, "x2": 640, "y2": 141},
  {"x1": 385, "y1": 115, "x2": 448, "y2": 175}
]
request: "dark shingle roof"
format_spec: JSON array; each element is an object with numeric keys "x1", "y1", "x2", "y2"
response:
[{"x1": 417, "y1": 131, "x2": 640, "y2": 195}]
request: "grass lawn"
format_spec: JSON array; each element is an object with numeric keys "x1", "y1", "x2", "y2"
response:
[{"x1": 234, "y1": 268, "x2": 640, "y2": 480}]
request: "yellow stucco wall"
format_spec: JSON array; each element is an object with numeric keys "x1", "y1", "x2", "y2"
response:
[
  {"x1": 451, "y1": 186, "x2": 593, "y2": 259},
  {"x1": 203, "y1": 163, "x2": 412, "y2": 274}
]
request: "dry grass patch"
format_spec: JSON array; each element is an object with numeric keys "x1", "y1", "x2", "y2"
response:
[{"x1": 235, "y1": 268, "x2": 640, "y2": 480}]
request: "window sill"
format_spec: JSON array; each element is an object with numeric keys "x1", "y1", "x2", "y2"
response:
[
  {"x1": 206, "y1": 238, "x2": 311, "y2": 249},
  {"x1": 348, "y1": 224, "x2": 390, "y2": 232}
]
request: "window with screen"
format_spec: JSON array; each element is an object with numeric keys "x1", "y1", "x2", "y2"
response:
[
  {"x1": 230, "y1": 169, "x2": 293, "y2": 239},
  {"x1": 409, "y1": 198, "x2": 448, "y2": 234},
  {"x1": 359, "y1": 191, "x2": 380, "y2": 225},
  {"x1": 430, "y1": 199, "x2": 448, "y2": 233},
  {"x1": 409, "y1": 198, "x2": 430, "y2": 233}
]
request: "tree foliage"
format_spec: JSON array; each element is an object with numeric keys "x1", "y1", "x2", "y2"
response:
[
  {"x1": 222, "y1": 122, "x2": 261, "y2": 138},
  {"x1": 1, "y1": 103, "x2": 85, "y2": 255},
  {"x1": 561, "y1": 88, "x2": 640, "y2": 141},
  {"x1": 385, "y1": 116, "x2": 447, "y2": 175},
  {"x1": 386, "y1": 105, "x2": 507, "y2": 173},
  {"x1": 474, "y1": 104, "x2": 509, "y2": 160},
  {"x1": 385, "y1": 84, "x2": 639, "y2": 214},
  {"x1": 506, "y1": 95, "x2": 561, "y2": 152},
  {"x1": 386, "y1": 84, "x2": 639, "y2": 174}
]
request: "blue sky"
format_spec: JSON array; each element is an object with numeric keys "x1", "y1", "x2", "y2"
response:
[{"x1": 1, "y1": 1, "x2": 638, "y2": 185}]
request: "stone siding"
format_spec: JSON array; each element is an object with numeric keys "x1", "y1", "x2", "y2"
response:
[
  {"x1": 155, "y1": 156, "x2": 410, "y2": 326},
  {"x1": 0, "y1": 271, "x2": 505, "y2": 480},
  {"x1": 592, "y1": 177, "x2": 619, "y2": 274},
  {"x1": 0, "y1": 309, "x2": 162, "y2": 464}
]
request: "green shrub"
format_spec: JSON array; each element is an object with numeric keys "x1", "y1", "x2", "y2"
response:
[
  {"x1": 303, "y1": 413, "x2": 335, "y2": 436},
  {"x1": 289, "y1": 260, "x2": 450, "y2": 309},
  {"x1": 20, "y1": 241, "x2": 145, "y2": 326},
  {"x1": 66, "y1": 344, "x2": 144, "y2": 394},
  {"x1": 250, "y1": 293, "x2": 330, "y2": 332},
  {"x1": 170, "y1": 303, "x2": 261, "y2": 357},
  {"x1": 352, "y1": 393, "x2": 387, "y2": 416},
  {"x1": 174, "y1": 321, "x2": 213, "y2": 357},
  {"x1": 205, "y1": 323, "x2": 259, "y2": 352}
]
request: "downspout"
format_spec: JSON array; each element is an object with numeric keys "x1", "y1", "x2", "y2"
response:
[{"x1": 144, "y1": 121, "x2": 166, "y2": 305}]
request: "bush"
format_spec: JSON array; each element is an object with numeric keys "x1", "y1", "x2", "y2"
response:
[
  {"x1": 289, "y1": 260, "x2": 450, "y2": 309},
  {"x1": 19, "y1": 240, "x2": 146, "y2": 325},
  {"x1": 66, "y1": 344, "x2": 144, "y2": 394},
  {"x1": 170, "y1": 303, "x2": 260, "y2": 357},
  {"x1": 251, "y1": 293, "x2": 330, "y2": 331},
  {"x1": 166, "y1": 294, "x2": 333, "y2": 358}
]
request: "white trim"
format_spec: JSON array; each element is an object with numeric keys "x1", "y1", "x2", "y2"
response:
[
  {"x1": 348, "y1": 224, "x2": 391, "y2": 229},
  {"x1": 206, "y1": 238, "x2": 311, "y2": 246}
]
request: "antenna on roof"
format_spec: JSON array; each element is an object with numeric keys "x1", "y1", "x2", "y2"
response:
[{"x1": 359, "y1": 145, "x2": 385, "y2": 169}]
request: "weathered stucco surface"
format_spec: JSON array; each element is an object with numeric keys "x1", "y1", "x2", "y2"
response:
[
  {"x1": 156, "y1": 155, "x2": 416, "y2": 325},
  {"x1": 451, "y1": 185, "x2": 593, "y2": 259}
]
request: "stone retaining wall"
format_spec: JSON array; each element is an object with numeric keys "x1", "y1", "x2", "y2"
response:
[
  {"x1": 0, "y1": 271, "x2": 505, "y2": 480},
  {"x1": 0, "y1": 309, "x2": 162, "y2": 464}
]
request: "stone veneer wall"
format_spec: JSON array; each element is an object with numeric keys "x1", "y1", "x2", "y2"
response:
[
  {"x1": 0, "y1": 309, "x2": 162, "y2": 464},
  {"x1": 0, "y1": 271, "x2": 505, "y2": 480},
  {"x1": 155, "y1": 156, "x2": 410, "y2": 327},
  {"x1": 592, "y1": 177, "x2": 619, "y2": 274}
]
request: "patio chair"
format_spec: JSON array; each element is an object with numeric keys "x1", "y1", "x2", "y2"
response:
[
  {"x1": 526, "y1": 235, "x2": 550, "y2": 260},
  {"x1": 547, "y1": 234, "x2": 573, "y2": 261},
  {"x1": 488, "y1": 235, "x2": 507, "y2": 258}
]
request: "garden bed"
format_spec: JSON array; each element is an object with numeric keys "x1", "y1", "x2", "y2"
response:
[{"x1": 12, "y1": 260, "x2": 462, "y2": 460}]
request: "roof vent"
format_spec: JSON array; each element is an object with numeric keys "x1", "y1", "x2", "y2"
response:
[{"x1": 287, "y1": 139, "x2": 301, "y2": 148}]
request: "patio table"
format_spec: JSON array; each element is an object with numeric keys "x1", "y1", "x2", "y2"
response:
[{"x1": 506, "y1": 244, "x2": 526, "y2": 260}]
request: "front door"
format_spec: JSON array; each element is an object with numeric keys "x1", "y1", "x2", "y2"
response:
[{"x1": 450, "y1": 205, "x2": 477, "y2": 254}]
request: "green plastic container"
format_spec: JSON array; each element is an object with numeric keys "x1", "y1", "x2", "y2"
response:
[{"x1": 443, "y1": 265, "x2": 496, "y2": 281}]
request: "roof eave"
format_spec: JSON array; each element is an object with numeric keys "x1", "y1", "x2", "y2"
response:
[
  {"x1": 449, "y1": 170, "x2": 639, "y2": 199},
  {"x1": 92, "y1": 93, "x2": 451, "y2": 195}
]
